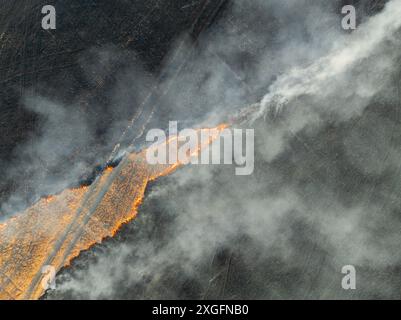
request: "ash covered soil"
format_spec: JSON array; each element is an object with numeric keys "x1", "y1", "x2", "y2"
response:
[{"x1": 2, "y1": 0, "x2": 401, "y2": 299}]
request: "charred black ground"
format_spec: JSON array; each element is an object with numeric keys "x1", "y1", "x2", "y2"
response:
[{"x1": 2, "y1": 0, "x2": 401, "y2": 300}]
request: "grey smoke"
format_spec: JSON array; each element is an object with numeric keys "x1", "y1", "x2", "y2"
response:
[
  {"x1": 1, "y1": 95, "x2": 93, "y2": 216},
  {"x1": 0, "y1": 44, "x2": 154, "y2": 218},
  {"x1": 43, "y1": 0, "x2": 401, "y2": 299},
  {"x1": 257, "y1": 0, "x2": 401, "y2": 119}
]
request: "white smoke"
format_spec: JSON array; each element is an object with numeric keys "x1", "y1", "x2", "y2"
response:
[
  {"x1": 46, "y1": 0, "x2": 401, "y2": 299},
  {"x1": 256, "y1": 0, "x2": 401, "y2": 120}
]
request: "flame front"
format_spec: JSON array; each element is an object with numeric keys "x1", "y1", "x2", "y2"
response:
[{"x1": 0, "y1": 124, "x2": 228, "y2": 300}]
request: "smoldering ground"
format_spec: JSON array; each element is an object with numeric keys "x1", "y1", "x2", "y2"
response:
[
  {"x1": 39, "y1": 0, "x2": 401, "y2": 299},
  {"x1": 0, "y1": 0, "x2": 214, "y2": 217},
  {"x1": 0, "y1": 47, "x2": 156, "y2": 218}
]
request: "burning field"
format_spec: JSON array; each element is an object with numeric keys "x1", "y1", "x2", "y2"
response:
[
  {"x1": 2, "y1": 0, "x2": 401, "y2": 301},
  {"x1": 0, "y1": 125, "x2": 227, "y2": 299}
]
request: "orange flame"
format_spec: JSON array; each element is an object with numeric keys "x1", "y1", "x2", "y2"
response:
[{"x1": 0, "y1": 124, "x2": 228, "y2": 300}]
